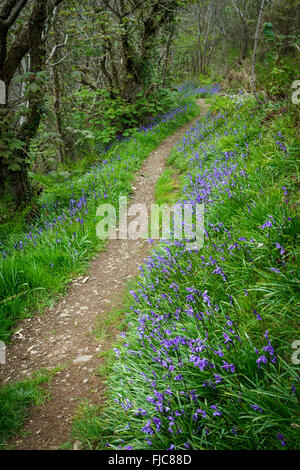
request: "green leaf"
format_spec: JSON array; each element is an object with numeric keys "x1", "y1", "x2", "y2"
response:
[{"x1": 8, "y1": 163, "x2": 21, "y2": 171}]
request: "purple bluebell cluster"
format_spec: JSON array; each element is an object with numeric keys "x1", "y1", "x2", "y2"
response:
[
  {"x1": 104, "y1": 95, "x2": 298, "y2": 450},
  {"x1": 0, "y1": 102, "x2": 195, "y2": 260},
  {"x1": 177, "y1": 81, "x2": 220, "y2": 98}
]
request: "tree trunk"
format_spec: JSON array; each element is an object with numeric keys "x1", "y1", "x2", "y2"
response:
[
  {"x1": 13, "y1": 153, "x2": 34, "y2": 205},
  {"x1": 52, "y1": 65, "x2": 66, "y2": 163},
  {"x1": 252, "y1": 0, "x2": 265, "y2": 104},
  {"x1": 162, "y1": 29, "x2": 175, "y2": 87},
  {"x1": 0, "y1": 0, "x2": 65, "y2": 205}
]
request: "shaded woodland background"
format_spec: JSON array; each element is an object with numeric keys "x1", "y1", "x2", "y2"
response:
[
  {"x1": 0, "y1": 1, "x2": 299, "y2": 451},
  {"x1": 0, "y1": 0, "x2": 299, "y2": 211}
]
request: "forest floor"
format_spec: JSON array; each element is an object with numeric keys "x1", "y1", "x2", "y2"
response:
[{"x1": 0, "y1": 99, "x2": 208, "y2": 450}]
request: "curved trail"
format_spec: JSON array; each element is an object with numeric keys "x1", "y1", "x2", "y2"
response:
[{"x1": 0, "y1": 100, "x2": 208, "y2": 450}]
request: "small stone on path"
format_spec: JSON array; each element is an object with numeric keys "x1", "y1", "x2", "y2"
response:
[{"x1": 73, "y1": 355, "x2": 93, "y2": 364}]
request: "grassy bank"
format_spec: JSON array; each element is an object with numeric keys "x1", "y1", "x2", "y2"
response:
[
  {"x1": 0, "y1": 98, "x2": 200, "y2": 342},
  {"x1": 74, "y1": 94, "x2": 299, "y2": 450},
  {"x1": 0, "y1": 370, "x2": 52, "y2": 449}
]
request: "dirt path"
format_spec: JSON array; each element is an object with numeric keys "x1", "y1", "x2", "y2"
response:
[{"x1": 0, "y1": 100, "x2": 208, "y2": 450}]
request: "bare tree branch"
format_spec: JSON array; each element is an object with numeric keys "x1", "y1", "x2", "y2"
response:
[{"x1": 47, "y1": 33, "x2": 68, "y2": 63}]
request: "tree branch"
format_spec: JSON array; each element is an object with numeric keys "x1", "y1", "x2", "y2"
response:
[
  {"x1": 47, "y1": 33, "x2": 68, "y2": 63},
  {"x1": 0, "y1": 0, "x2": 27, "y2": 27},
  {"x1": 101, "y1": 0, "x2": 121, "y2": 18}
]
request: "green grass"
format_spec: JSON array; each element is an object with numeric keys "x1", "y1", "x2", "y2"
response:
[
  {"x1": 71, "y1": 400, "x2": 107, "y2": 450},
  {"x1": 93, "y1": 278, "x2": 138, "y2": 349},
  {"x1": 0, "y1": 98, "x2": 200, "y2": 343},
  {"x1": 155, "y1": 168, "x2": 183, "y2": 206},
  {"x1": 0, "y1": 97, "x2": 200, "y2": 448},
  {"x1": 0, "y1": 370, "x2": 52, "y2": 449},
  {"x1": 70, "y1": 94, "x2": 299, "y2": 450}
]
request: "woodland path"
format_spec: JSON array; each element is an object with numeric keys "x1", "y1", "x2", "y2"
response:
[{"x1": 0, "y1": 100, "x2": 208, "y2": 450}]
